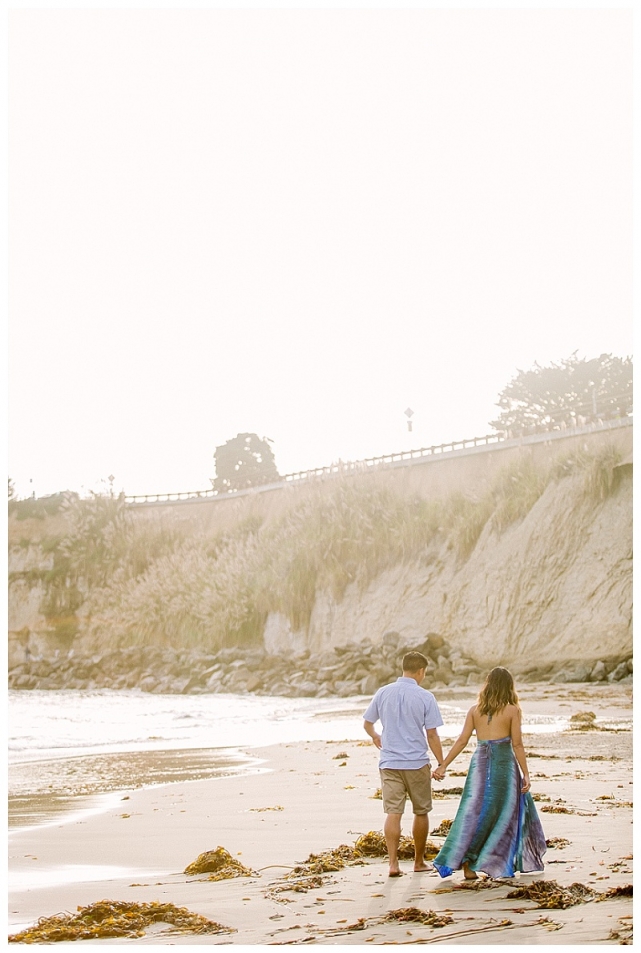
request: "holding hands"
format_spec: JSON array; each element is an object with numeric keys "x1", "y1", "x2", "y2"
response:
[{"x1": 432, "y1": 763, "x2": 446, "y2": 782}]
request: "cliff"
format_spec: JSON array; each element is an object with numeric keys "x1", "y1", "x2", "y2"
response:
[
  {"x1": 266, "y1": 465, "x2": 631, "y2": 675},
  {"x1": 8, "y1": 429, "x2": 632, "y2": 679}
]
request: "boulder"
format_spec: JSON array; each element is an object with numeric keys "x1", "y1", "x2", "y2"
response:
[
  {"x1": 361, "y1": 674, "x2": 379, "y2": 696},
  {"x1": 555, "y1": 661, "x2": 594, "y2": 683},
  {"x1": 591, "y1": 660, "x2": 607, "y2": 682},
  {"x1": 382, "y1": 631, "x2": 400, "y2": 650},
  {"x1": 245, "y1": 674, "x2": 262, "y2": 693},
  {"x1": 608, "y1": 661, "x2": 630, "y2": 682}
]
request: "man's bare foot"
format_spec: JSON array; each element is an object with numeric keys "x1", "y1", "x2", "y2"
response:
[
  {"x1": 413, "y1": 862, "x2": 431, "y2": 872},
  {"x1": 462, "y1": 862, "x2": 478, "y2": 880},
  {"x1": 388, "y1": 868, "x2": 403, "y2": 877}
]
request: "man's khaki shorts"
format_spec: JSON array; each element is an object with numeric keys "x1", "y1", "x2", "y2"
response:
[{"x1": 380, "y1": 765, "x2": 433, "y2": 815}]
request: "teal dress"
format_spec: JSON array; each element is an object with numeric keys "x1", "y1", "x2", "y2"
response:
[{"x1": 433, "y1": 737, "x2": 547, "y2": 879}]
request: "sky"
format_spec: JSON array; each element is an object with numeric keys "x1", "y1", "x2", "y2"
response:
[{"x1": 8, "y1": 4, "x2": 633, "y2": 500}]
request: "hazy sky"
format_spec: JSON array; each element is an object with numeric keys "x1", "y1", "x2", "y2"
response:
[{"x1": 9, "y1": 5, "x2": 632, "y2": 499}]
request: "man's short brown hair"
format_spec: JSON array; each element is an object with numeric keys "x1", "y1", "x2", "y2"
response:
[{"x1": 402, "y1": 651, "x2": 428, "y2": 673}]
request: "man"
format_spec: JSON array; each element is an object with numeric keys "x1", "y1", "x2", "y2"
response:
[{"x1": 363, "y1": 651, "x2": 444, "y2": 876}]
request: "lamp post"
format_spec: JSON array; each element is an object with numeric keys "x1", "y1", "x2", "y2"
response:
[{"x1": 404, "y1": 407, "x2": 414, "y2": 433}]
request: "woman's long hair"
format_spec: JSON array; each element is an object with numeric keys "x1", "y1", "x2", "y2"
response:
[{"x1": 477, "y1": 667, "x2": 520, "y2": 717}]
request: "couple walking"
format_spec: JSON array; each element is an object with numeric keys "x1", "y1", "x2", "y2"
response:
[{"x1": 363, "y1": 651, "x2": 546, "y2": 879}]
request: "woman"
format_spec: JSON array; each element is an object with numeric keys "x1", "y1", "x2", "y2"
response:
[{"x1": 432, "y1": 667, "x2": 546, "y2": 880}]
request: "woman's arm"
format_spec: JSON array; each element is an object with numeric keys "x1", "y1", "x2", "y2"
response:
[
  {"x1": 432, "y1": 708, "x2": 475, "y2": 780},
  {"x1": 510, "y1": 707, "x2": 531, "y2": 793}
]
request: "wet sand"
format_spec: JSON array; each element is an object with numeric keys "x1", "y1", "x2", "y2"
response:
[{"x1": 8, "y1": 683, "x2": 632, "y2": 945}]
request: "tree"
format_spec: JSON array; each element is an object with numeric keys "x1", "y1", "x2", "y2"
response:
[
  {"x1": 212, "y1": 433, "x2": 280, "y2": 493},
  {"x1": 490, "y1": 353, "x2": 633, "y2": 435}
]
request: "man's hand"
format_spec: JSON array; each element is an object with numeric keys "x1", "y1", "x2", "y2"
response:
[
  {"x1": 370, "y1": 732, "x2": 382, "y2": 749},
  {"x1": 432, "y1": 765, "x2": 446, "y2": 781}
]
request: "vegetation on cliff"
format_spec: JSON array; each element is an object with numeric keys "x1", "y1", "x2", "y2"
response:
[{"x1": 8, "y1": 444, "x2": 625, "y2": 656}]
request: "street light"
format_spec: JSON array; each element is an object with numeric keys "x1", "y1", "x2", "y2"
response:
[{"x1": 404, "y1": 407, "x2": 414, "y2": 433}]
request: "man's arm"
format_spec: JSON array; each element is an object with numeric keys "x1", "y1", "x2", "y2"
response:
[
  {"x1": 364, "y1": 720, "x2": 382, "y2": 749},
  {"x1": 426, "y1": 727, "x2": 444, "y2": 769}
]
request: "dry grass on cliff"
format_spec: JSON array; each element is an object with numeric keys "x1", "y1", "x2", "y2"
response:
[{"x1": 75, "y1": 445, "x2": 624, "y2": 651}]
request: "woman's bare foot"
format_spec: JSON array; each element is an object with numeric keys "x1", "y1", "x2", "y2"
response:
[{"x1": 462, "y1": 862, "x2": 478, "y2": 880}]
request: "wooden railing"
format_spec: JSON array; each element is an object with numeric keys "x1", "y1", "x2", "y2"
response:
[{"x1": 125, "y1": 413, "x2": 632, "y2": 505}]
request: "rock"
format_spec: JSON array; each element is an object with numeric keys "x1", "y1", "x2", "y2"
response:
[
  {"x1": 591, "y1": 660, "x2": 607, "y2": 681},
  {"x1": 608, "y1": 662, "x2": 630, "y2": 682},
  {"x1": 245, "y1": 674, "x2": 262, "y2": 693},
  {"x1": 382, "y1": 631, "x2": 400, "y2": 650},
  {"x1": 423, "y1": 633, "x2": 445, "y2": 656},
  {"x1": 627, "y1": 658, "x2": 633, "y2": 673},
  {"x1": 294, "y1": 681, "x2": 318, "y2": 696},
  {"x1": 432, "y1": 666, "x2": 452, "y2": 684},
  {"x1": 555, "y1": 661, "x2": 594, "y2": 683},
  {"x1": 361, "y1": 674, "x2": 379, "y2": 696},
  {"x1": 169, "y1": 677, "x2": 191, "y2": 694}
]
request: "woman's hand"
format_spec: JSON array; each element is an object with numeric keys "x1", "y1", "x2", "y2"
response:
[
  {"x1": 521, "y1": 774, "x2": 531, "y2": 793},
  {"x1": 432, "y1": 764, "x2": 446, "y2": 781}
]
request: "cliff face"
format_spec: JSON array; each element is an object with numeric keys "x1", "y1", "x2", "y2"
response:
[
  {"x1": 264, "y1": 467, "x2": 632, "y2": 670},
  {"x1": 8, "y1": 432, "x2": 632, "y2": 674}
]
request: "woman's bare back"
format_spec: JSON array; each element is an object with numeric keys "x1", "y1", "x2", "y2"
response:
[{"x1": 472, "y1": 703, "x2": 517, "y2": 741}]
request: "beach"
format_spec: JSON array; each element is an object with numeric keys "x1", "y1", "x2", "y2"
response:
[{"x1": 8, "y1": 682, "x2": 632, "y2": 945}]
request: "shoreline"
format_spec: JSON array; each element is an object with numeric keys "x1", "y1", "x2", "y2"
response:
[
  {"x1": 8, "y1": 682, "x2": 633, "y2": 945},
  {"x1": 8, "y1": 747, "x2": 269, "y2": 830}
]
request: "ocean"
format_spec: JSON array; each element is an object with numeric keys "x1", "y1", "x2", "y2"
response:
[{"x1": 8, "y1": 688, "x2": 567, "y2": 829}]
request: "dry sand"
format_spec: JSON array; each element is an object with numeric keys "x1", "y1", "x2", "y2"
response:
[{"x1": 8, "y1": 683, "x2": 632, "y2": 945}]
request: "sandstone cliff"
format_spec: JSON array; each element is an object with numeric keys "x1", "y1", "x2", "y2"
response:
[
  {"x1": 264, "y1": 465, "x2": 632, "y2": 673},
  {"x1": 8, "y1": 432, "x2": 632, "y2": 679}
]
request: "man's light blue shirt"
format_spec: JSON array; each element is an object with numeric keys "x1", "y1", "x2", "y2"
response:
[{"x1": 363, "y1": 677, "x2": 444, "y2": 770}]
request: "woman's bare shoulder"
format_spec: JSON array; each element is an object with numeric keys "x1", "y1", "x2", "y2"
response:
[{"x1": 504, "y1": 704, "x2": 521, "y2": 716}]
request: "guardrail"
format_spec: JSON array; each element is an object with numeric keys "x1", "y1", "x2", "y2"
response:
[{"x1": 125, "y1": 414, "x2": 632, "y2": 506}]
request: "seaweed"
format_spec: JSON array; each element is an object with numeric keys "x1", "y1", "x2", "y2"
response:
[
  {"x1": 344, "y1": 907, "x2": 454, "y2": 933},
  {"x1": 431, "y1": 818, "x2": 453, "y2": 837},
  {"x1": 290, "y1": 844, "x2": 364, "y2": 875},
  {"x1": 183, "y1": 846, "x2": 257, "y2": 880},
  {"x1": 380, "y1": 907, "x2": 454, "y2": 927},
  {"x1": 596, "y1": 884, "x2": 633, "y2": 901},
  {"x1": 570, "y1": 711, "x2": 596, "y2": 724},
  {"x1": 8, "y1": 900, "x2": 232, "y2": 943},
  {"x1": 353, "y1": 830, "x2": 440, "y2": 861},
  {"x1": 267, "y1": 874, "x2": 331, "y2": 902},
  {"x1": 546, "y1": 837, "x2": 570, "y2": 849},
  {"x1": 432, "y1": 786, "x2": 464, "y2": 799},
  {"x1": 506, "y1": 880, "x2": 597, "y2": 909}
]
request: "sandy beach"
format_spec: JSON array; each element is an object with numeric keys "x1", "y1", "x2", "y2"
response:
[{"x1": 8, "y1": 682, "x2": 632, "y2": 945}]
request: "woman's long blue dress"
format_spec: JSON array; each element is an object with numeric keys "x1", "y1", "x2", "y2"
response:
[{"x1": 433, "y1": 736, "x2": 547, "y2": 879}]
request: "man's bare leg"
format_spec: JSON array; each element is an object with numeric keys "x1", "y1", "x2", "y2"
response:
[
  {"x1": 412, "y1": 813, "x2": 430, "y2": 871},
  {"x1": 384, "y1": 813, "x2": 403, "y2": 875}
]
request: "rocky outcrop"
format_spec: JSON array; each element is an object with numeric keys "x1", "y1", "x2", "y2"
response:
[{"x1": 7, "y1": 630, "x2": 632, "y2": 695}]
